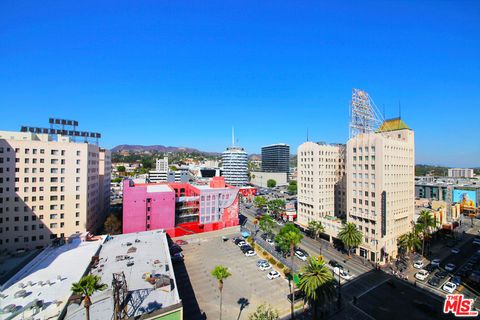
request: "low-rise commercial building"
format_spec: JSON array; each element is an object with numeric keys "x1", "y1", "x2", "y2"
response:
[
  {"x1": 448, "y1": 168, "x2": 474, "y2": 178},
  {"x1": 123, "y1": 177, "x2": 239, "y2": 237},
  {"x1": 250, "y1": 171, "x2": 288, "y2": 188}
]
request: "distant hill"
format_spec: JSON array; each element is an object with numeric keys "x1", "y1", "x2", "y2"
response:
[{"x1": 111, "y1": 144, "x2": 221, "y2": 156}]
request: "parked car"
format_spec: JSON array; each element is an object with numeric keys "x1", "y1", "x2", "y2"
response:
[
  {"x1": 451, "y1": 276, "x2": 462, "y2": 286},
  {"x1": 442, "y1": 282, "x2": 457, "y2": 294},
  {"x1": 435, "y1": 270, "x2": 448, "y2": 279},
  {"x1": 333, "y1": 267, "x2": 352, "y2": 280},
  {"x1": 241, "y1": 245, "x2": 253, "y2": 253},
  {"x1": 295, "y1": 250, "x2": 307, "y2": 261},
  {"x1": 413, "y1": 261, "x2": 424, "y2": 269},
  {"x1": 431, "y1": 258, "x2": 441, "y2": 267},
  {"x1": 266, "y1": 238, "x2": 275, "y2": 246},
  {"x1": 415, "y1": 270, "x2": 429, "y2": 281},
  {"x1": 427, "y1": 276, "x2": 441, "y2": 286},
  {"x1": 260, "y1": 233, "x2": 269, "y2": 240},
  {"x1": 259, "y1": 263, "x2": 272, "y2": 271},
  {"x1": 451, "y1": 248, "x2": 460, "y2": 254},
  {"x1": 245, "y1": 250, "x2": 256, "y2": 257},
  {"x1": 237, "y1": 241, "x2": 247, "y2": 247},
  {"x1": 424, "y1": 264, "x2": 436, "y2": 272},
  {"x1": 267, "y1": 270, "x2": 281, "y2": 280},
  {"x1": 445, "y1": 263, "x2": 456, "y2": 272},
  {"x1": 473, "y1": 239, "x2": 480, "y2": 246},
  {"x1": 329, "y1": 260, "x2": 343, "y2": 269},
  {"x1": 256, "y1": 259, "x2": 268, "y2": 267}
]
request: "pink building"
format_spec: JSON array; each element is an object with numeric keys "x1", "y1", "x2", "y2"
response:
[{"x1": 122, "y1": 177, "x2": 240, "y2": 237}]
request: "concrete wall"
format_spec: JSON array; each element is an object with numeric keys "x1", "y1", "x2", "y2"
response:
[{"x1": 250, "y1": 171, "x2": 288, "y2": 187}]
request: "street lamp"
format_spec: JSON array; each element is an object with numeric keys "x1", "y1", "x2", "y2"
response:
[{"x1": 373, "y1": 240, "x2": 379, "y2": 270}]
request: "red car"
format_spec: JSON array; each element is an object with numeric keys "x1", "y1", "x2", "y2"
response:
[{"x1": 175, "y1": 239, "x2": 188, "y2": 246}]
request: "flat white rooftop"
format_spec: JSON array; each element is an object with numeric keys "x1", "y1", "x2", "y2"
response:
[
  {"x1": 0, "y1": 236, "x2": 104, "y2": 320},
  {"x1": 66, "y1": 230, "x2": 181, "y2": 320}
]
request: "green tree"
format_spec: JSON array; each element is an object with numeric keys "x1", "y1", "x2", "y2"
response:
[
  {"x1": 71, "y1": 275, "x2": 107, "y2": 320},
  {"x1": 254, "y1": 196, "x2": 268, "y2": 210},
  {"x1": 259, "y1": 215, "x2": 276, "y2": 237},
  {"x1": 267, "y1": 179, "x2": 277, "y2": 188},
  {"x1": 298, "y1": 257, "x2": 336, "y2": 320},
  {"x1": 337, "y1": 223, "x2": 363, "y2": 257},
  {"x1": 104, "y1": 214, "x2": 122, "y2": 234},
  {"x1": 211, "y1": 265, "x2": 232, "y2": 320},
  {"x1": 307, "y1": 221, "x2": 325, "y2": 255},
  {"x1": 248, "y1": 303, "x2": 279, "y2": 320},
  {"x1": 275, "y1": 223, "x2": 303, "y2": 319},
  {"x1": 416, "y1": 210, "x2": 436, "y2": 256},
  {"x1": 111, "y1": 177, "x2": 122, "y2": 183},
  {"x1": 141, "y1": 158, "x2": 154, "y2": 170},
  {"x1": 288, "y1": 181, "x2": 297, "y2": 194},
  {"x1": 267, "y1": 199, "x2": 286, "y2": 218},
  {"x1": 116, "y1": 165, "x2": 126, "y2": 173},
  {"x1": 398, "y1": 231, "x2": 422, "y2": 255}
]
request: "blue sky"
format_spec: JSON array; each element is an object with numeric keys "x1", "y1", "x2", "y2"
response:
[{"x1": 1, "y1": 1, "x2": 479, "y2": 166}]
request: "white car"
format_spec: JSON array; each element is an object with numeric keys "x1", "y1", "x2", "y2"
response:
[
  {"x1": 473, "y1": 239, "x2": 480, "y2": 246},
  {"x1": 442, "y1": 282, "x2": 457, "y2": 293},
  {"x1": 431, "y1": 258, "x2": 441, "y2": 267},
  {"x1": 267, "y1": 270, "x2": 281, "y2": 280},
  {"x1": 333, "y1": 267, "x2": 353, "y2": 280},
  {"x1": 415, "y1": 270, "x2": 430, "y2": 281},
  {"x1": 245, "y1": 250, "x2": 256, "y2": 257},
  {"x1": 266, "y1": 239, "x2": 275, "y2": 246},
  {"x1": 445, "y1": 263, "x2": 456, "y2": 272},
  {"x1": 259, "y1": 263, "x2": 272, "y2": 271},
  {"x1": 295, "y1": 250, "x2": 307, "y2": 261},
  {"x1": 413, "y1": 261, "x2": 424, "y2": 269},
  {"x1": 451, "y1": 248, "x2": 460, "y2": 254}
]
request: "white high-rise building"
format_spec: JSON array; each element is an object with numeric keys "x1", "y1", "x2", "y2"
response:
[
  {"x1": 0, "y1": 130, "x2": 111, "y2": 252},
  {"x1": 156, "y1": 156, "x2": 169, "y2": 172},
  {"x1": 346, "y1": 118, "x2": 415, "y2": 264},
  {"x1": 448, "y1": 168, "x2": 474, "y2": 178},
  {"x1": 222, "y1": 146, "x2": 248, "y2": 186},
  {"x1": 297, "y1": 142, "x2": 346, "y2": 238}
]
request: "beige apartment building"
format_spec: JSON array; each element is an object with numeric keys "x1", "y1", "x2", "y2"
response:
[
  {"x1": 346, "y1": 118, "x2": 415, "y2": 264},
  {"x1": 0, "y1": 130, "x2": 111, "y2": 252},
  {"x1": 297, "y1": 142, "x2": 346, "y2": 238}
]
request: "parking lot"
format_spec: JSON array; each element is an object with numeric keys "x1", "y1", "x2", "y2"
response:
[{"x1": 174, "y1": 229, "x2": 291, "y2": 320}]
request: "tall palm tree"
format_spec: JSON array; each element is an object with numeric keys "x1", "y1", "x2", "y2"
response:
[
  {"x1": 211, "y1": 265, "x2": 232, "y2": 320},
  {"x1": 398, "y1": 231, "x2": 422, "y2": 255},
  {"x1": 337, "y1": 223, "x2": 363, "y2": 257},
  {"x1": 416, "y1": 210, "x2": 435, "y2": 256},
  {"x1": 71, "y1": 274, "x2": 107, "y2": 320},
  {"x1": 298, "y1": 257, "x2": 336, "y2": 320},
  {"x1": 307, "y1": 221, "x2": 325, "y2": 255},
  {"x1": 283, "y1": 229, "x2": 303, "y2": 319}
]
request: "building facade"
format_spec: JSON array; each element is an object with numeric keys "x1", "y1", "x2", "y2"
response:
[
  {"x1": 250, "y1": 171, "x2": 288, "y2": 188},
  {"x1": 0, "y1": 130, "x2": 111, "y2": 252},
  {"x1": 156, "y1": 156, "x2": 169, "y2": 172},
  {"x1": 448, "y1": 168, "x2": 474, "y2": 178},
  {"x1": 261, "y1": 144, "x2": 290, "y2": 173},
  {"x1": 346, "y1": 118, "x2": 415, "y2": 263},
  {"x1": 123, "y1": 177, "x2": 239, "y2": 237},
  {"x1": 221, "y1": 146, "x2": 248, "y2": 186},
  {"x1": 148, "y1": 170, "x2": 189, "y2": 183},
  {"x1": 296, "y1": 142, "x2": 346, "y2": 238}
]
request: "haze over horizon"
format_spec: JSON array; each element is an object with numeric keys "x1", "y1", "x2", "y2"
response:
[{"x1": 1, "y1": 1, "x2": 479, "y2": 167}]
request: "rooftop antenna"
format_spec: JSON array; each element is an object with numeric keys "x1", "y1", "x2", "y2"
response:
[
  {"x1": 398, "y1": 101, "x2": 402, "y2": 119},
  {"x1": 306, "y1": 128, "x2": 309, "y2": 142}
]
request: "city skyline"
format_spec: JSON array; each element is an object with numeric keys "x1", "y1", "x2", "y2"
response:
[{"x1": 1, "y1": 1, "x2": 479, "y2": 167}]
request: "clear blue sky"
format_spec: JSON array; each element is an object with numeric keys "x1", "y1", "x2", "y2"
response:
[{"x1": 1, "y1": 1, "x2": 479, "y2": 166}]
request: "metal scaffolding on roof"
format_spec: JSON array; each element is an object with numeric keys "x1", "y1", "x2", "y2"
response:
[{"x1": 349, "y1": 88, "x2": 384, "y2": 138}]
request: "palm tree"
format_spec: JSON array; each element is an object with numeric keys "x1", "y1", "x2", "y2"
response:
[
  {"x1": 307, "y1": 220, "x2": 325, "y2": 255},
  {"x1": 416, "y1": 210, "x2": 435, "y2": 257},
  {"x1": 337, "y1": 223, "x2": 363, "y2": 257},
  {"x1": 283, "y1": 229, "x2": 303, "y2": 319},
  {"x1": 71, "y1": 274, "x2": 107, "y2": 320},
  {"x1": 298, "y1": 257, "x2": 336, "y2": 320},
  {"x1": 211, "y1": 265, "x2": 232, "y2": 320},
  {"x1": 398, "y1": 231, "x2": 422, "y2": 255}
]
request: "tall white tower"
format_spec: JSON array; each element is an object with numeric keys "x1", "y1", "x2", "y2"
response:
[{"x1": 222, "y1": 128, "x2": 248, "y2": 186}]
